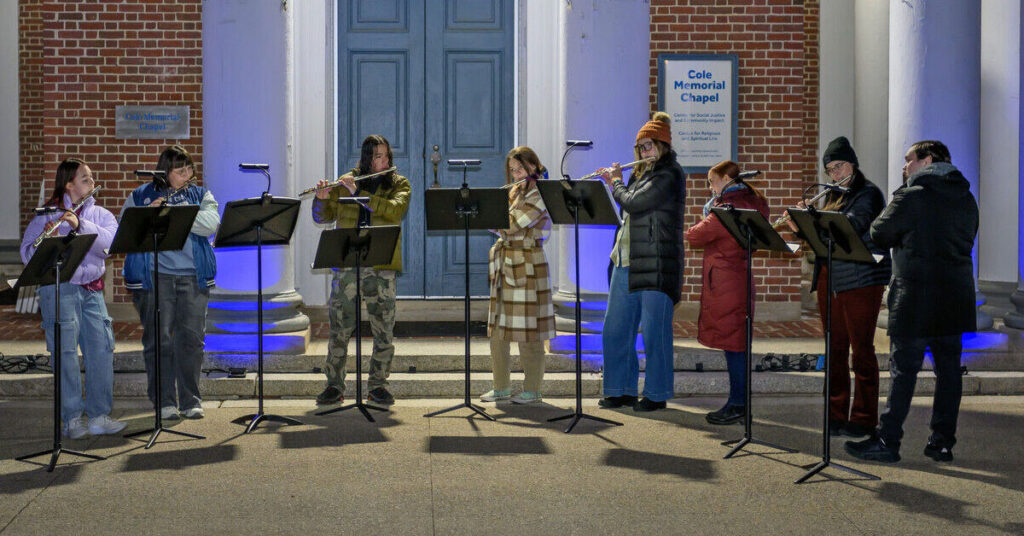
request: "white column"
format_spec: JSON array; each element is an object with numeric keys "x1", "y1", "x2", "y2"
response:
[
  {"x1": 979, "y1": 0, "x2": 1021, "y2": 304},
  {"x1": 818, "y1": 0, "x2": 855, "y2": 157},
  {"x1": 202, "y1": 0, "x2": 309, "y2": 355},
  {"x1": 0, "y1": 0, "x2": 19, "y2": 240},
  {"x1": 290, "y1": 0, "x2": 334, "y2": 308},
  {"x1": 888, "y1": 0, "x2": 991, "y2": 330},
  {"x1": 1007, "y1": 3, "x2": 1024, "y2": 329},
  {"x1": 853, "y1": 0, "x2": 889, "y2": 189},
  {"x1": 553, "y1": 0, "x2": 649, "y2": 331},
  {"x1": 521, "y1": 0, "x2": 565, "y2": 289}
]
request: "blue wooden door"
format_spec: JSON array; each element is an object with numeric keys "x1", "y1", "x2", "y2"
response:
[
  {"x1": 338, "y1": 0, "x2": 513, "y2": 297},
  {"x1": 424, "y1": 0, "x2": 514, "y2": 297}
]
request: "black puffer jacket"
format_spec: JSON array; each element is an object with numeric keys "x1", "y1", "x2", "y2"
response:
[
  {"x1": 870, "y1": 162, "x2": 978, "y2": 337},
  {"x1": 810, "y1": 175, "x2": 892, "y2": 294},
  {"x1": 611, "y1": 151, "x2": 686, "y2": 302}
]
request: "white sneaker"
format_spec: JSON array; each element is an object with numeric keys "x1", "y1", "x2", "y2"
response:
[
  {"x1": 182, "y1": 406, "x2": 204, "y2": 419},
  {"x1": 511, "y1": 391, "x2": 542, "y2": 404},
  {"x1": 63, "y1": 415, "x2": 89, "y2": 439},
  {"x1": 88, "y1": 414, "x2": 127, "y2": 435},
  {"x1": 161, "y1": 406, "x2": 180, "y2": 420},
  {"x1": 480, "y1": 388, "x2": 511, "y2": 402}
]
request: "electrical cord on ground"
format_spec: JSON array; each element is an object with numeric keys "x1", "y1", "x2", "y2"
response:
[{"x1": 0, "y1": 353, "x2": 53, "y2": 374}]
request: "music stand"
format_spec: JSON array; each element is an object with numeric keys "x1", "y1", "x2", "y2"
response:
[
  {"x1": 112, "y1": 205, "x2": 206, "y2": 449},
  {"x1": 422, "y1": 184, "x2": 509, "y2": 421},
  {"x1": 15, "y1": 234, "x2": 104, "y2": 472},
  {"x1": 537, "y1": 179, "x2": 624, "y2": 433},
  {"x1": 215, "y1": 193, "x2": 303, "y2": 433},
  {"x1": 787, "y1": 207, "x2": 882, "y2": 484},
  {"x1": 313, "y1": 223, "x2": 400, "y2": 422},
  {"x1": 710, "y1": 206, "x2": 800, "y2": 460}
]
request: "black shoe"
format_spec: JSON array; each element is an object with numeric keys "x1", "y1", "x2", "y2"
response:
[
  {"x1": 598, "y1": 395, "x2": 638, "y2": 409},
  {"x1": 367, "y1": 387, "x2": 395, "y2": 406},
  {"x1": 844, "y1": 437, "x2": 901, "y2": 463},
  {"x1": 923, "y1": 442, "x2": 954, "y2": 462},
  {"x1": 315, "y1": 386, "x2": 344, "y2": 405},
  {"x1": 633, "y1": 397, "x2": 667, "y2": 412},
  {"x1": 842, "y1": 422, "x2": 873, "y2": 439},
  {"x1": 829, "y1": 420, "x2": 847, "y2": 437},
  {"x1": 705, "y1": 405, "x2": 746, "y2": 425}
]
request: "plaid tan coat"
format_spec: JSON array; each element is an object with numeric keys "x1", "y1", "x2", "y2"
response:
[{"x1": 487, "y1": 182, "x2": 555, "y2": 341}]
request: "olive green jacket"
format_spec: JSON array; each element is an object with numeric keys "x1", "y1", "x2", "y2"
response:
[{"x1": 311, "y1": 171, "x2": 411, "y2": 271}]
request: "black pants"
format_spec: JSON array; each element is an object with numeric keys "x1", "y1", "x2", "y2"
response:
[{"x1": 878, "y1": 334, "x2": 963, "y2": 451}]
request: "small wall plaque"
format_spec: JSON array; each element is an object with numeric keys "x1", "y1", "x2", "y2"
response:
[{"x1": 115, "y1": 105, "x2": 190, "y2": 139}]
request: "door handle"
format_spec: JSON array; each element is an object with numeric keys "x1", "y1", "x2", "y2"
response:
[{"x1": 430, "y1": 145, "x2": 441, "y2": 188}]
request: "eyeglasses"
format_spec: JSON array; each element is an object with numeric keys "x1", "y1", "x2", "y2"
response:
[
  {"x1": 824, "y1": 162, "x2": 846, "y2": 176},
  {"x1": 634, "y1": 141, "x2": 655, "y2": 153}
]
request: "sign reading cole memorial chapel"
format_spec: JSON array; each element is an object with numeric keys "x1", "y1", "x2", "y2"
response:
[
  {"x1": 115, "y1": 105, "x2": 190, "y2": 139},
  {"x1": 658, "y1": 54, "x2": 738, "y2": 172}
]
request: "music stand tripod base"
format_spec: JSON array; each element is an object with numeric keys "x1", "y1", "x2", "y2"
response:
[
  {"x1": 536, "y1": 179, "x2": 622, "y2": 433},
  {"x1": 14, "y1": 234, "x2": 106, "y2": 471},
  {"x1": 311, "y1": 225, "x2": 400, "y2": 423},
  {"x1": 215, "y1": 195, "x2": 305, "y2": 433},
  {"x1": 112, "y1": 205, "x2": 206, "y2": 449}
]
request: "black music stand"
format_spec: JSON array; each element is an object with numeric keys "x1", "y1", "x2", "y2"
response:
[
  {"x1": 537, "y1": 179, "x2": 623, "y2": 433},
  {"x1": 422, "y1": 184, "x2": 509, "y2": 421},
  {"x1": 313, "y1": 223, "x2": 400, "y2": 422},
  {"x1": 112, "y1": 205, "x2": 206, "y2": 449},
  {"x1": 215, "y1": 193, "x2": 303, "y2": 433},
  {"x1": 787, "y1": 207, "x2": 882, "y2": 484},
  {"x1": 710, "y1": 206, "x2": 800, "y2": 459},
  {"x1": 15, "y1": 234, "x2": 103, "y2": 472}
]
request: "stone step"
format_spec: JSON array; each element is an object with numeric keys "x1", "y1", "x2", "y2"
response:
[
  {"x1": 3, "y1": 370, "x2": 1023, "y2": 399},
  {"x1": 6, "y1": 331, "x2": 1024, "y2": 375}
]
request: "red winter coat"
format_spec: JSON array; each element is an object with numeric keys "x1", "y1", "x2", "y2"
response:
[{"x1": 684, "y1": 187, "x2": 769, "y2": 352}]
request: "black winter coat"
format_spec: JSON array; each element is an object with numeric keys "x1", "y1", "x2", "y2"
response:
[
  {"x1": 810, "y1": 176, "x2": 892, "y2": 294},
  {"x1": 612, "y1": 151, "x2": 686, "y2": 303},
  {"x1": 870, "y1": 163, "x2": 978, "y2": 337}
]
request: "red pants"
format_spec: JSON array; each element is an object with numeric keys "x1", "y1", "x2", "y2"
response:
[{"x1": 816, "y1": 268, "x2": 884, "y2": 428}]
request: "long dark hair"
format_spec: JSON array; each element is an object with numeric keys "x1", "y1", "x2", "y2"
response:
[
  {"x1": 821, "y1": 167, "x2": 867, "y2": 211},
  {"x1": 356, "y1": 135, "x2": 394, "y2": 189},
  {"x1": 45, "y1": 158, "x2": 86, "y2": 209},
  {"x1": 155, "y1": 145, "x2": 195, "y2": 188}
]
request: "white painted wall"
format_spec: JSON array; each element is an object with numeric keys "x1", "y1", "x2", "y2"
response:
[
  {"x1": 979, "y1": 0, "x2": 1020, "y2": 283},
  {"x1": 0, "y1": 0, "x2": 20, "y2": 240},
  {"x1": 818, "y1": 0, "x2": 855, "y2": 168},
  {"x1": 853, "y1": 0, "x2": 888, "y2": 190}
]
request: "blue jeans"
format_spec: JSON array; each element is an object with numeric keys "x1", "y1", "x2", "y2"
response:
[
  {"x1": 132, "y1": 274, "x2": 209, "y2": 411},
  {"x1": 601, "y1": 266, "x2": 675, "y2": 402},
  {"x1": 38, "y1": 283, "x2": 115, "y2": 423},
  {"x1": 724, "y1": 350, "x2": 747, "y2": 407},
  {"x1": 878, "y1": 334, "x2": 963, "y2": 451}
]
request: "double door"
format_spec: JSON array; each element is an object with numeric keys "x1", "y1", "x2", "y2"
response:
[{"x1": 337, "y1": 0, "x2": 514, "y2": 297}]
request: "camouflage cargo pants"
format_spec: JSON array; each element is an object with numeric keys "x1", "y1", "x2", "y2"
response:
[{"x1": 324, "y1": 268, "x2": 397, "y2": 391}]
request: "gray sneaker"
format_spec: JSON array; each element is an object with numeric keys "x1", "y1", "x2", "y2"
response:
[
  {"x1": 63, "y1": 415, "x2": 89, "y2": 439},
  {"x1": 88, "y1": 414, "x2": 127, "y2": 435}
]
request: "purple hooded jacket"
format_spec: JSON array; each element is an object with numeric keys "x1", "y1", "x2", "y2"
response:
[{"x1": 20, "y1": 193, "x2": 117, "y2": 286}]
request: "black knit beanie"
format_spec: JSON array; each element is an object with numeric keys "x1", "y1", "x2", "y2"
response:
[{"x1": 822, "y1": 136, "x2": 859, "y2": 167}]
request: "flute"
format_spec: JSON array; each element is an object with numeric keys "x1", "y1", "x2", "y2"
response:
[
  {"x1": 578, "y1": 157, "x2": 655, "y2": 180},
  {"x1": 32, "y1": 186, "x2": 101, "y2": 247},
  {"x1": 771, "y1": 173, "x2": 854, "y2": 230},
  {"x1": 299, "y1": 166, "x2": 397, "y2": 197}
]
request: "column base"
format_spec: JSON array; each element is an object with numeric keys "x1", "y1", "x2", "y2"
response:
[{"x1": 205, "y1": 289, "x2": 311, "y2": 355}]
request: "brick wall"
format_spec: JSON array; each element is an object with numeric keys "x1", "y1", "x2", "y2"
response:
[
  {"x1": 19, "y1": 0, "x2": 203, "y2": 303},
  {"x1": 649, "y1": 0, "x2": 819, "y2": 308}
]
